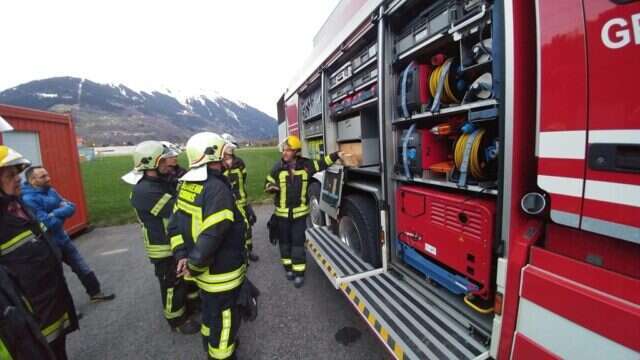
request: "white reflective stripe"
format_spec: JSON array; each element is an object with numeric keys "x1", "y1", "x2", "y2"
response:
[
  {"x1": 582, "y1": 216, "x2": 640, "y2": 245},
  {"x1": 550, "y1": 210, "x2": 580, "y2": 228},
  {"x1": 516, "y1": 299, "x2": 637, "y2": 359},
  {"x1": 538, "y1": 131, "x2": 586, "y2": 159},
  {"x1": 588, "y1": 129, "x2": 640, "y2": 145},
  {"x1": 584, "y1": 180, "x2": 640, "y2": 208},
  {"x1": 537, "y1": 175, "x2": 584, "y2": 198}
]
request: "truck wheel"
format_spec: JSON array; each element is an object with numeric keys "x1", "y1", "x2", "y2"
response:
[
  {"x1": 338, "y1": 194, "x2": 381, "y2": 267},
  {"x1": 307, "y1": 181, "x2": 325, "y2": 228}
]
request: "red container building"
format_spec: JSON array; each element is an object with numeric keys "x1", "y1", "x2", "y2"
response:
[{"x1": 0, "y1": 104, "x2": 88, "y2": 235}]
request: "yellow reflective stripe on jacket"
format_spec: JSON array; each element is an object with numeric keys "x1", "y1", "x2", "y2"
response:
[
  {"x1": 1, "y1": 230, "x2": 36, "y2": 255},
  {"x1": 230, "y1": 168, "x2": 247, "y2": 203},
  {"x1": 295, "y1": 169, "x2": 308, "y2": 206},
  {"x1": 201, "y1": 323, "x2": 210, "y2": 337},
  {"x1": 278, "y1": 171, "x2": 287, "y2": 212},
  {"x1": 176, "y1": 199, "x2": 202, "y2": 241},
  {"x1": 208, "y1": 309, "x2": 235, "y2": 359},
  {"x1": 324, "y1": 154, "x2": 334, "y2": 166},
  {"x1": 170, "y1": 234, "x2": 184, "y2": 251},
  {"x1": 201, "y1": 209, "x2": 234, "y2": 233},
  {"x1": 142, "y1": 227, "x2": 171, "y2": 259},
  {"x1": 188, "y1": 262, "x2": 208, "y2": 273},
  {"x1": 281, "y1": 258, "x2": 292, "y2": 265},
  {"x1": 150, "y1": 193, "x2": 172, "y2": 216},
  {"x1": 195, "y1": 265, "x2": 246, "y2": 293},
  {"x1": 313, "y1": 160, "x2": 320, "y2": 172},
  {"x1": 0, "y1": 338, "x2": 12, "y2": 360},
  {"x1": 42, "y1": 312, "x2": 70, "y2": 342},
  {"x1": 266, "y1": 175, "x2": 276, "y2": 185}
]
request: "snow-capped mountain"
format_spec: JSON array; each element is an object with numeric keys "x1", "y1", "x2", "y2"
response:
[{"x1": 0, "y1": 77, "x2": 277, "y2": 145}]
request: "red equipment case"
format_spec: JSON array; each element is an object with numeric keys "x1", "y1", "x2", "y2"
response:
[{"x1": 397, "y1": 185, "x2": 496, "y2": 297}]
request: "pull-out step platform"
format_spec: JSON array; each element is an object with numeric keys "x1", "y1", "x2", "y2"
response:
[
  {"x1": 306, "y1": 226, "x2": 490, "y2": 360},
  {"x1": 306, "y1": 226, "x2": 384, "y2": 287}
]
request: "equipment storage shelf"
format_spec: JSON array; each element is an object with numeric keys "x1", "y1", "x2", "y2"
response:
[
  {"x1": 330, "y1": 97, "x2": 378, "y2": 119},
  {"x1": 393, "y1": 175, "x2": 498, "y2": 196},
  {"x1": 392, "y1": 99, "x2": 498, "y2": 126}
]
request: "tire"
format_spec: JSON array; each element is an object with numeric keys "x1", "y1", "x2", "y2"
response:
[
  {"x1": 338, "y1": 194, "x2": 381, "y2": 267},
  {"x1": 307, "y1": 181, "x2": 326, "y2": 228}
]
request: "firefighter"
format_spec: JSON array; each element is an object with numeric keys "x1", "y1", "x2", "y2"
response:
[
  {"x1": 168, "y1": 132, "x2": 246, "y2": 360},
  {"x1": 126, "y1": 141, "x2": 200, "y2": 334},
  {"x1": 221, "y1": 133, "x2": 258, "y2": 262},
  {"x1": 0, "y1": 145, "x2": 78, "y2": 359},
  {"x1": 265, "y1": 135, "x2": 343, "y2": 288}
]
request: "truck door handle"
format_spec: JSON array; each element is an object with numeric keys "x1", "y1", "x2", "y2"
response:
[{"x1": 588, "y1": 143, "x2": 640, "y2": 173}]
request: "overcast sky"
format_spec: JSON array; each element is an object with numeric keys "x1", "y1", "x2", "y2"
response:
[{"x1": 0, "y1": 0, "x2": 341, "y2": 117}]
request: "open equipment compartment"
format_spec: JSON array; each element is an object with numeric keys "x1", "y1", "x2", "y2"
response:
[{"x1": 388, "y1": 0, "x2": 501, "y2": 323}]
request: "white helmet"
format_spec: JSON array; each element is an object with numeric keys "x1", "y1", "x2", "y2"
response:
[
  {"x1": 221, "y1": 133, "x2": 238, "y2": 146},
  {"x1": 132, "y1": 140, "x2": 177, "y2": 171},
  {"x1": 161, "y1": 141, "x2": 182, "y2": 157},
  {"x1": 185, "y1": 132, "x2": 235, "y2": 169},
  {"x1": 0, "y1": 145, "x2": 30, "y2": 172}
]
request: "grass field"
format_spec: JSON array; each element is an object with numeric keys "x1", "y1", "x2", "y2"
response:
[{"x1": 81, "y1": 147, "x2": 279, "y2": 227}]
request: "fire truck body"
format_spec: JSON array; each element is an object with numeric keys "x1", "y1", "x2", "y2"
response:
[{"x1": 276, "y1": 1, "x2": 640, "y2": 358}]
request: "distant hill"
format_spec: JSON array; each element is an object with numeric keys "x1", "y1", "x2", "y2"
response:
[{"x1": 0, "y1": 77, "x2": 277, "y2": 145}]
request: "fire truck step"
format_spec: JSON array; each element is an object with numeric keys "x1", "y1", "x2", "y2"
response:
[
  {"x1": 306, "y1": 226, "x2": 374, "y2": 283},
  {"x1": 342, "y1": 273, "x2": 490, "y2": 360}
]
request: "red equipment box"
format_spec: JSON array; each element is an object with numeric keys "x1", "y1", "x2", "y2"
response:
[
  {"x1": 420, "y1": 130, "x2": 450, "y2": 170},
  {"x1": 396, "y1": 185, "x2": 496, "y2": 297}
]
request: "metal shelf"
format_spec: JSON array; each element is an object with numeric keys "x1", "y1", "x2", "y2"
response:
[
  {"x1": 302, "y1": 112, "x2": 322, "y2": 123},
  {"x1": 331, "y1": 97, "x2": 378, "y2": 119},
  {"x1": 392, "y1": 99, "x2": 498, "y2": 126},
  {"x1": 393, "y1": 175, "x2": 498, "y2": 196},
  {"x1": 304, "y1": 133, "x2": 323, "y2": 140}
]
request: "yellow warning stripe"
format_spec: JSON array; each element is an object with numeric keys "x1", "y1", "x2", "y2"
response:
[
  {"x1": 340, "y1": 283, "x2": 405, "y2": 360},
  {"x1": 306, "y1": 240, "x2": 337, "y2": 278}
]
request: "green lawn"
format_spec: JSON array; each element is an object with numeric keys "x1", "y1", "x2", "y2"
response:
[{"x1": 81, "y1": 147, "x2": 279, "y2": 227}]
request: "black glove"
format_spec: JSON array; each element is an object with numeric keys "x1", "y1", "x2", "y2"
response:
[
  {"x1": 267, "y1": 214, "x2": 279, "y2": 246},
  {"x1": 247, "y1": 205, "x2": 257, "y2": 226},
  {"x1": 237, "y1": 280, "x2": 260, "y2": 322}
]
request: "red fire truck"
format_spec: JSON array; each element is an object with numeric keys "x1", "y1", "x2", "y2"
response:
[{"x1": 276, "y1": 0, "x2": 639, "y2": 359}]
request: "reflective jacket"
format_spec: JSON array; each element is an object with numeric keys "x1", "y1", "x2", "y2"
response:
[
  {"x1": 168, "y1": 168, "x2": 246, "y2": 294},
  {"x1": 0, "y1": 264, "x2": 55, "y2": 359},
  {"x1": 130, "y1": 175, "x2": 177, "y2": 262},
  {"x1": 223, "y1": 157, "x2": 248, "y2": 208},
  {"x1": 0, "y1": 197, "x2": 78, "y2": 345},
  {"x1": 265, "y1": 153, "x2": 339, "y2": 219}
]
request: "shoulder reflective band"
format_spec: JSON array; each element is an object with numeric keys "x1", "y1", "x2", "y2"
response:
[
  {"x1": 1, "y1": 230, "x2": 36, "y2": 255},
  {"x1": 201, "y1": 209, "x2": 234, "y2": 232},
  {"x1": 42, "y1": 312, "x2": 70, "y2": 342},
  {"x1": 170, "y1": 234, "x2": 185, "y2": 251},
  {"x1": 150, "y1": 193, "x2": 173, "y2": 216}
]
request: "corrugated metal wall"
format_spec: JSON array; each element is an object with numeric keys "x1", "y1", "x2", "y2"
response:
[{"x1": 0, "y1": 104, "x2": 89, "y2": 235}]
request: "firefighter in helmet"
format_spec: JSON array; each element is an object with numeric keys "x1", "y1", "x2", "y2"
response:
[
  {"x1": 265, "y1": 135, "x2": 343, "y2": 288},
  {"x1": 168, "y1": 132, "x2": 246, "y2": 360},
  {"x1": 125, "y1": 140, "x2": 200, "y2": 334},
  {"x1": 221, "y1": 133, "x2": 258, "y2": 262},
  {"x1": 0, "y1": 145, "x2": 79, "y2": 359}
]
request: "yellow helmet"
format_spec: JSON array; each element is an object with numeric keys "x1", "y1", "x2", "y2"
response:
[
  {"x1": 279, "y1": 135, "x2": 302, "y2": 152},
  {"x1": 0, "y1": 145, "x2": 31, "y2": 172},
  {"x1": 185, "y1": 132, "x2": 235, "y2": 169}
]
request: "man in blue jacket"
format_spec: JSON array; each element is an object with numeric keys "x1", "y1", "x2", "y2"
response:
[{"x1": 21, "y1": 165, "x2": 115, "y2": 303}]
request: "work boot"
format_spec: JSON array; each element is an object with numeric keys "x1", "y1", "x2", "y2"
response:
[
  {"x1": 294, "y1": 276, "x2": 305, "y2": 288},
  {"x1": 172, "y1": 319, "x2": 200, "y2": 335},
  {"x1": 90, "y1": 292, "x2": 116, "y2": 303},
  {"x1": 248, "y1": 252, "x2": 259, "y2": 262},
  {"x1": 285, "y1": 271, "x2": 294, "y2": 281}
]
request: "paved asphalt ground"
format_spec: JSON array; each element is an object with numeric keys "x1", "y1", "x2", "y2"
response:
[{"x1": 64, "y1": 204, "x2": 390, "y2": 360}]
